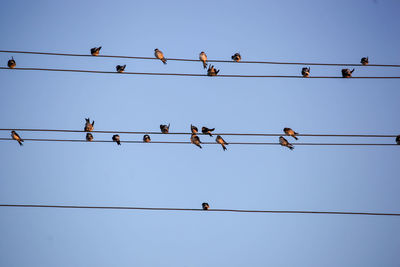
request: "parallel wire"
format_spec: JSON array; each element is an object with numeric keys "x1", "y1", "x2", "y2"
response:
[
  {"x1": 0, "y1": 204, "x2": 399, "y2": 217},
  {"x1": 1, "y1": 50, "x2": 400, "y2": 67}
]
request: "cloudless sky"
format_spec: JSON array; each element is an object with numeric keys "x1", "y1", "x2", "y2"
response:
[{"x1": 0, "y1": 1, "x2": 399, "y2": 266}]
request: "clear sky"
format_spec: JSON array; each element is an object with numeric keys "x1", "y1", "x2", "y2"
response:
[{"x1": 0, "y1": 1, "x2": 399, "y2": 266}]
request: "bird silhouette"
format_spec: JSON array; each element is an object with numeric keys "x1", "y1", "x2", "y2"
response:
[
  {"x1": 90, "y1": 46, "x2": 101, "y2": 56},
  {"x1": 116, "y1": 65, "x2": 126, "y2": 73},
  {"x1": 342, "y1": 68, "x2": 355, "y2": 78},
  {"x1": 199, "y1": 51, "x2": 208, "y2": 69},
  {"x1": 202, "y1": 126, "x2": 215, "y2": 136},
  {"x1": 143, "y1": 134, "x2": 151, "y2": 143},
  {"x1": 112, "y1": 134, "x2": 121, "y2": 145},
  {"x1": 160, "y1": 123, "x2": 170, "y2": 134},
  {"x1": 301, "y1": 67, "x2": 310, "y2": 77},
  {"x1": 283, "y1": 128, "x2": 299, "y2": 140},
  {"x1": 207, "y1": 65, "x2": 220, "y2": 76},
  {"x1": 216, "y1": 135, "x2": 228, "y2": 151},
  {"x1": 86, "y1": 133, "x2": 94, "y2": 142},
  {"x1": 361, "y1": 57, "x2": 369, "y2": 66},
  {"x1": 396, "y1": 135, "x2": 400, "y2": 145},
  {"x1": 191, "y1": 134, "x2": 202, "y2": 149},
  {"x1": 191, "y1": 124, "x2": 198, "y2": 134},
  {"x1": 231, "y1": 53, "x2": 241, "y2": 62},
  {"x1": 11, "y1": 130, "x2": 23, "y2": 146},
  {"x1": 84, "y1": 118, "x2": 94, "y2": 132},
  {"x1": 279, "y1": 136, "x2": 294, "y2": 150},
  {"x1": 7, "y1": 57, "x2": 16, "y2": 69},
  {"x1": 154, "y1": 48, "x2": 167, "y2": 64},
  {"x1": 202, "y1": 202, "x2": 210, "y2": 210}
]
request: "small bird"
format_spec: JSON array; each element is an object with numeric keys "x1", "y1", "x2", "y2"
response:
[
  {"x1": 7, "y1": 57, "x2": 16, "y2": 69},
  {"x1": 361, "y1": 57, "x2": 369, "y2": 66},
  {"x1": 199, "y1": 51, "x2": 208, "y2": 69},
  {"x1": 202, "y1": 126, "x2": 215, "y2": 136},
  {"x1": 86, "y1": 133, "x2": 94, "y2": 142},
  {"x1": 342, "y1": 68, "x2": 355, "y2": 78},
  {"x1": 191, "y1": 124, "x2": 198, "y2": 134},
  {"x1": 191, "y1": 134, "x2": 202, "y2": 149},
  {"x1": 112, "y1": 134, "x2": 121, "y2": 145},
  {"x1": 143, "y1": 134, "x2": 151, "y2": 143},
  {"x1": 207, "y1": 65, "x2": 220, "y2": 76},
  {"x1": 202, "y1": 202, "x2": 210, "y2": 210},
  {"x1": 396, "y1": 135, "x2": 400, "y2": 145},
  {"x1": 11, "y1": 130, "x2": 23, "y2": 146},
  {"x1": 90, "y1": 46, "x2": 101, "y2": 56},
  {"x1": 116, "y1": 65, "x2": 126, "y2": 73},
  {"x1": 279, "y1": 136, "x2": 294, "y2": 150},
  {"x1": 301, "y1": 67, "x2": 310, "y2": 77},
  {"x1": 231, "y1": 53, "x2": 241, "y2": 62},
  {"x1": 160, "y1": 123, "x2": 170, "y2": 134},
  {"x1": 154, "y1": 48, "x2": 167, "y2": 64},
  {"x1": 283, "y1": 127, "x2": 299, "y2": 140},
  {"x1": 84, "y1": 118, "x2": 94, "y2": 132},
  {"x1": 216, "y1": 135, "x2": 228, "y2": 151}
]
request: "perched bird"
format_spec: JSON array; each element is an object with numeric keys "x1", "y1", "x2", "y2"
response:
[
  {"x1": 154, "y1": 48, "x2": 167, "y2": 64},
  {"x1": 112, "y1": 134, "x2": 121, "y2": 145},
  {"x1": 279, "y1": 136, "x2": 294, "y2": 150},
  {"x1": 202, "y1": 202, "x2": 210, "y2": 210},
  {"x1": 199, "y1": 51, "x2": 208, "y2": 69},
  {"x1": 143, "y1": 134, "x2": 151, "y2": 143},
  {"x1": 216, "y1": 135, "x2": 228, "y2": 151},
  {"x1": 86, "y1": 133, "x2": 94, "y2": 142},
  {"x1": 116, "y1": 65, "x2": 126, "y2": 73},
  {"x1": 191, "y1": 124, "x2": 198, "y2": 134},
  {"x1": 202, "y1": 126, "x2": 215, "y2": 136},
  {"x1": 11, "y1": 130, "x2": 23, "y2": 146},
  {"x1": 231, "y1": 53, "x2": 241, "y2": 62},
  {"x1": 90, "y1": 46, "x2": 101, "y2": 56},
  {"x1": 301, "y1": 67, "x2": 310, "y2": 77},
  {"x1": 7, "y1": 57, "x2": 16, "y2": 69},
  {"x1": 283, "y1": 127, "x2": 299, "y2": 140},
  {"x1": 84, "y1": 118, "x2": 94, "y2": 132},
  {"x1": 342, "y1": 68, "x2": 354, "y2": 78},
  {"x1": 160, "y1": 123, "x2": 170, "y2": 134},
  {"x1": 191, "y1": 134, "x2": 202, "y2": 149},
  {"x1": 396, "y1": 135, "x2": 400, "y2": 145},
  {"x1": 207, "y1": 65, "x2": 220, "y2": 76},
  {"x1": 361, "y1": 57, "x2": 369, "y2": 66}
]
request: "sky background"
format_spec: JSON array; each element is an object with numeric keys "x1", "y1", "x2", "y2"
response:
[{"x1": 0, "y1": 1, "x2": 400, "y2": 266}]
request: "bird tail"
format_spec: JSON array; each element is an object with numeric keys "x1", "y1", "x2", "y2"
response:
[
  {"x1": 222, "y1": 144, "x2": 227, "y2": 151},
  {"x1": 18, "y1": 140, "x2": 23, "y2": 146},
  {"x1": 351, "y1": 68, "x2": 355, "y2": 73},
  {"x1": 203, "y1": 61, "x2": 207, "y2": 69},
  {"x1": 289, "y1": 145, "x2": 294, "y2": 150},
  {"x1": 162, "y1": 58, "x2": 167, "y2": 64},
  {"x1": 198, "y1": 144, "x2": 202, "y2": 149},
  {"x1": 208, "y1": 133, "x2": 213, "y2": 137},
  {"x1": 293, "y1": 136, "x2": 298, "y2": 140},
  {"x1": 117, "y1": 141, "x2": 121, "y2": 145}
]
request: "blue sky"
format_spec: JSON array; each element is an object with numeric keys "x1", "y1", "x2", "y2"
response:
[{"x1": 0, "y1": 1, "x2": 399, "y2": 266}]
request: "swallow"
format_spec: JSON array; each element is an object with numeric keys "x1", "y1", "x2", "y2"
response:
[
  {"x1": 283, "y1": 127, "x2": 299, "y2": 140},
  {"x1": 112, "y1": 134, "x2": 121, "y2": 145},
  {"x1": 11, "y1": 130, "x2": 23, "y2": 146},
  {"x1": 199, "y1": 51, "x2": 207, "y2": 69},
  {"x1": 154, "y1": 48, "x2": 167, "y2": 64},
  {"x1": 301, "y1": 67, "x2": 310, "y2": 77},
  {"x1": 216, "y1": 135, "x2": 228, "y2": 151},
  {"x1": 361, "y1": 57, "x2": 369, "y2": 66},
  {"x1": 7, "y1": 57, "x2": 16, "y2": 69},
  {"x1": 191, "y1": 124, "x2": 198, "y2": 134},
  {"x1": 396, "y1": 135, "x2": 400, "y2": 145},
  {"x1": 279, "y1": 136, "x2": 294, "y2": 150},
  {"x1": 86, "y1": 133, "x2": 94, "y2": 141},
  {"x1": 202, "y1": 202, "x2": 210, "y2": 210},
  {"x1": 202, "y1": 126, "x2": 215, "y2": 136},
  {"x1": 143, "y1": 134, "x2": 151, "y2": 143},
  {"x1": 191, "y1": 134, "x2": 202, "y2": 149},
  {"x1": 342, "y1": 68, "x2": 354, "y2": 78},
  {"x1": 84, "y1": 118, "x2": 94, "y2": 132},
  {"x1": 231, "y1": 53, "x2": 241, "y2": 62},
  {"x1": 90, "y1": 46, "x2": 101, "y2": 56},
  {"x1": 116, "y1": 65, "x2": 126, "y2": 73},
  {"x1": 160, "y1": 123, "x2": 170, "y2": 134},
  {"x1": 207, "y1": 65, "x2": 220, "y2": 76}
]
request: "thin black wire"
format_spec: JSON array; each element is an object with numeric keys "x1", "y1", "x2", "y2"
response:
[
  {"x1": 0, "y1": 204, "x2": 399, "y2": 217},
  {"x1": 2, "y1": 67, "x2": 400, "y2": 79},
  {"x1": 1, "y1": 50, "x2": 400, "y2": 67}
]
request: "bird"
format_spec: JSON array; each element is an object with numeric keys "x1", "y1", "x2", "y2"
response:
[
  {"x1": 11, "y1": 130, "x2": 23, "y2": 146},
  {"x1": 112, "y1": 134, "x2": 121, "y2": 145},
  {"x1": 116, "y1": 65, "x2": 126, "y2": 73},
  {"x1": 216, "y1": 135, "x2": 228, "y2": 151},
  {"x1": 7, "y1": 57, "x2": 16, "y2": 69},
  {"x1": 154, "y1": 48, "x2": 167, "y2": 64},
  {"x1": 279, "y1": 136, "x2": 294, "y2": 150},
  {"x1": 160, "y1": 123, "x2": 170, "y2": 134},
  {"x1": 84, "y1": 118, "x2": 94, "y2": 132},
  {"x1": 202, "y1": 126, "x2": 215, "y2": 136},
  {"x1": 199, "y1": 51, "x2": 208, "y2": 69},
  {"x1": 90, "y1": 46, "x2": 101, "y2": 56},
  {"x1": 231, "y1": 53, "x2": 241, "y2": 62},
  {"x1": 207, "y1": 65, "x2": 220, "y2": 76},
  {"x1": 361, "y1": 57, "x2": 369, "y2": 66},
  {"x1": 143, "y1": 134, "x2": 151, "y2": 143},
  {"x1": 202, "y1": 202, "x2": 210, "y2": 210},
  {"x1": 191, "y1": 124, "x2": 198, "y2": 134},
  {"x1": 283, "y1": 127, "x2": 299, "y2": 140},
  {"x1": 342, "y1": 68, "x2": 354, "y2": 78},
  {"x1": 396, "y1": 135, "x2": 400, "y2": 145},
  {"x1": 191, "y1": 134, "x2": 202, "y2": 149},
  {"x1": 86, "y1": 133, "x2": 94, "y2": 142},
  {"x1": 301, "y1": 67, "x2": 310, "y2": 77}
]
